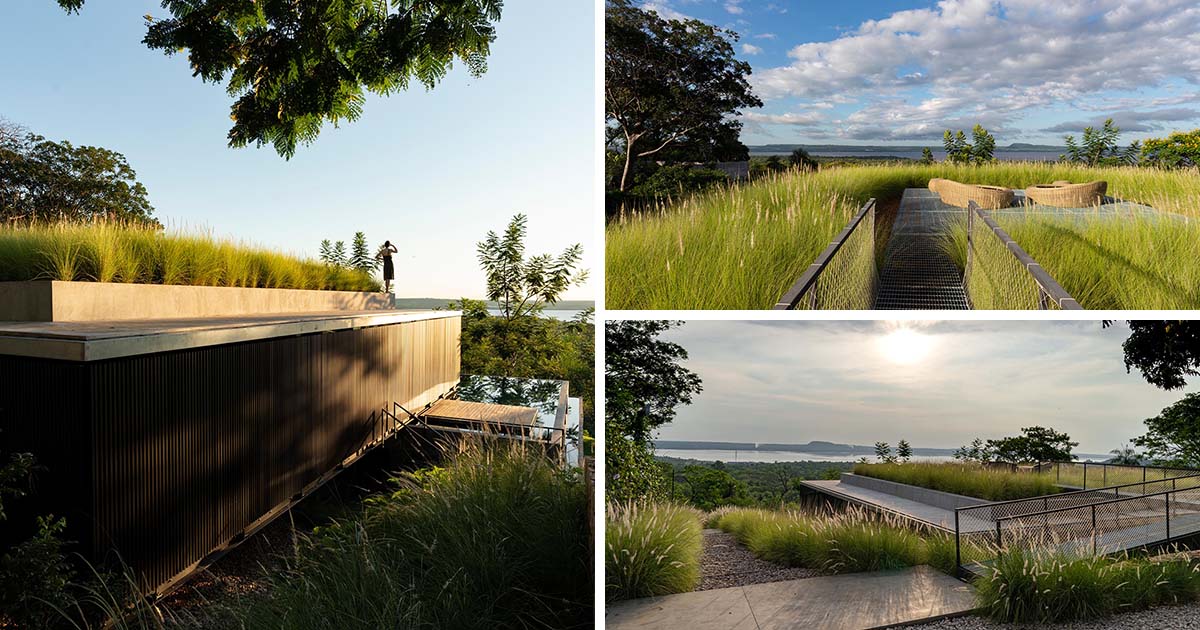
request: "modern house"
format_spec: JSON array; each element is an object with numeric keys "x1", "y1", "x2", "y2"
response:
[{"x1": 0, "y1": 282, "x2": 572, "y2": 596}]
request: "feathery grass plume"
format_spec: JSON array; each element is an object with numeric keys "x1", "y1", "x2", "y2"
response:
[
  {"x1": 208, "y1": 439, "x2": 590, "y2": 629},
  {"x1": 853, "y1": 462, "x2": 1060, "y2": 501},
  {"x1": 976, "y1": 545, "x2": 1200, "y2": 623},
  {"x1": 0, "y1": 220, "x2": 381, "y2": 291},
  {"x1": 605, "y1": 502, "x2": 703, "y2": 601}
]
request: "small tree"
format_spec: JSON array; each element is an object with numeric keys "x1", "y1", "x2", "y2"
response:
[
  {"x1": 789, "y1": 147, "x2": 818, "y2": 171},
  {"x1": 350, "y1": 232, "x2": 375, "y2": 274},
  {"x1": 1133, "y1": 393, "x2": 1200, "y2": 467},
  {"x1": 1109, "y1": 443, "x2": 1141, "y2": 466},
  {"x1": 319, "y1": 239, "x2": 334, "y2": 265},
  {"x1": 953, "y1": 438, "x2": 993, "y2": 463},
  {"x1": 970, "y1": 125, "x2": 996, "y2": 163},
  {"x1": 476, "y1": 214, "x2": 587, "y2": 321},
  {"x1": 874, "y1": 441, "x2": 894, "y2": 463},
  {"x1": 1062, "y1": 118, "x2": 1140, "y2": 166},
  {"x1": 943, "y1": 130, "x2": 971, "y2": 164},
  {"x1": 897, "y1": 440, "x2": 913, "y2": 463},
  {"x1": 920, "y1": 147, "x2": 935, "y2": 165},
  {"x1": 330, "y1": 241, "x2": 347, "y2": 268},
  {"x1": 988, "y1": 426, "x2": 1078, "y2": 463}
]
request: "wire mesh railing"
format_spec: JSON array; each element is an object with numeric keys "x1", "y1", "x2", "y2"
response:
[
  {"x1": 963, "y1": 201, "x2": 1082, "y2": 310},
  {"x1": 1053, "y1": 460, "x2": 1200, "y2": 490},
  {"x1": 774, "y1": 199, "x2": 877, "y2": 310},
  {"x1": 955, "y1": 464, "x2": 1200, "y2": 576}
]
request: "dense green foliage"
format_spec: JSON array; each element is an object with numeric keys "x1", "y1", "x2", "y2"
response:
[
  {"x1": 605, "y1": 321, "x2": 702, "y2": 442},
  {"x1": 0, "y1": 121, "x2": 155, "y2": 225},
  {"x1": 0, "y1": 222, "x2": 379, "y2": 290},
  {"x1": 943, "y1": 125, "x2": 995, "y2": 164},
  {"x1": 607, "y1": 438, "x2": 670, "y2": 504},
  {"x1": 477, "y1": 214, "x2": 586, "y2": 321},
  {"x1": 712, "y1": 506, "x2": 958, "y2": 575},
  {"x1": 1133, "y1": 393, "x2": 1200, "y2": 467},
  {"x1": 976, "y1": 549, "x2": 1200, "y2": 623},
  {"x1": 455, "y1": 298, "x2": 594, "y2": 432},
  {"x1": 605, "y1": 0, "x2": 760, "y2": 192},
  {"x1": 1118, "y1": 320, "x2": 1200, "y2": 391},
  {"x1": 986, "y1": 426, "x2": 1078, "y2": 463},
  {"x1": 608, "y1": 161, "x2": 1200, "y2": 309},
  {"x1": 211, "y1": 443, "x2": 591, "y2": 629},
  {"x1": 852, "y1": 463, "x2": 1060, "y2": 501},
  {"x1": 658, "y1": 458, "x2": 850, "y2": 508},
  {"x1": 605, "y1": 502, "x2": 703, "y2": 601},
  {"x1": 1061, "y1": 118, "x2": 1140, "y2": 166},
  {"x1": 1141, "y1": 129, "x2": 1200, "y2": 169},
  {"x1": 57, "y1": 0, "x2": 502, "y2": 158}
]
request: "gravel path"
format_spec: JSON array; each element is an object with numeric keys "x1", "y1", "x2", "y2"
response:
[
  {"x1": 697, "y1": 529, "x2": 819, "y2": 591},
  {"x1": 912, "y1": 600, "x2": 1200, "y2": 630}
]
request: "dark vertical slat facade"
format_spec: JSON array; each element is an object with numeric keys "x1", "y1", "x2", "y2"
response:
[{"x1": 0, "y1": 315, "x2": 460, "y2": 594}]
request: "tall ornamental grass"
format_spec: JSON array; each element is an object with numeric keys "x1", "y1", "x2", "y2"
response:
[
  {"x1": 852, "y1": 463, "x2": 1060, "y2": 501},
  {"x1": 0, "y1": 221, "x2": 379, "y2": 291},
  {"x1": 205, "y1": 442, "x2": 591, "y2": 630},
  {"x1": 607, "y1": 162, "x2": 1200, "y2": 309},
  {"x1": 976, "y1": 547, "x2": 1200, "y2": 624},
  {"x1": 605, "y1": 502, "x2": 703, "y2": 601},
  {"x1": 941, "y1": 212, "x2": 1200, "y2": 309},
  {"x1": 710, "y1": 505, "x2": 959, "y2": 575}
]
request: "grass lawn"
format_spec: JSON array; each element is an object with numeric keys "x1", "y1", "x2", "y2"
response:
[
  {"x1": 607, "y1": 163, "x2": 1200, "y2": 309},
  {"x1": 0, "y1": 221, "x2": 379, "y2": 291},
  {"x1": 852, "y1": 462, "x2": 1060, "y2": 501}
]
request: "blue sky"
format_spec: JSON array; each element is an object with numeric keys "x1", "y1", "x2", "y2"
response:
[
  {"x1": 641, "y1": 0, "x2": 1200, "y2": 146},
  {"x1": 653, "y1": 321, "x2": 1198, "y2": 455},
  {"x1": 0, "y1": 1, "x2": 595, "y2": 300}
]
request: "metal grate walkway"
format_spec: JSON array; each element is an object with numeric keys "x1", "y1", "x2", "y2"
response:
[{"x1": 875, "y1": 189, "x2": 969, "y2": 309}]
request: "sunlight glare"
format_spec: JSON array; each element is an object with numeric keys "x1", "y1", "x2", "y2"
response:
[{"x1": 878, "y1": 328, "x2": 933, "y2": 365}]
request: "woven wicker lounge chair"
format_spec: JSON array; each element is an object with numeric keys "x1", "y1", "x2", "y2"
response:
[
  {"x1": 931, "y1": 178, "x2": 1016, "y2": 210},
  {"x1": 1024, "y1": 181, "x2": 1107, "y2": 207}
]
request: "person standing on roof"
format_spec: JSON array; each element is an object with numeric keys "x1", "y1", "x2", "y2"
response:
[{"x1": 376, "y1": 240, "x2": 398, "y2": 294}]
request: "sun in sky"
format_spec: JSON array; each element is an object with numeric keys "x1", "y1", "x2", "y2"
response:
[{"x1": 877, "y1": 326, "x2": 935, "y2": 365}]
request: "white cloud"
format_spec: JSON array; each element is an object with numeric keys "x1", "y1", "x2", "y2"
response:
[
  {"x1": 749, "y1": 0, "x2": 1200, "y2": 140},
  {"x1": 639, "y1": 0, "x2": 692, "y2": 22},
  {"x1": 743, "y1": 111, "x2": 826, "y2": 126},
  {"x1": 755, "y1": 33, "x2": 777, "y2": 40},
  {"x1": 741, "y1": 43, "x2": 763, "y2": 55},
  {"x1": 724, "y1": 0, "x2": 743, "y2": 15}
]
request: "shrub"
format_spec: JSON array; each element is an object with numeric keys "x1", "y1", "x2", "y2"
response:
[
  {"x1": 711, "y1": 506, "x2": 940, "y2": 574},
  {"x1": 976, "y1": 548, "x2": 1200, "y2": 623},
  {"x1": 605, "y1": 502, "x2": 703, "y2": 601},
  {"x1": 1142, "y1": 129, "x2": 1200, "y2": 169},
  {"x1": 852, "y1": 462, "x2": 1059, "y2": 501},
  {"x1": 213, "y1": 442, "x2": 591, "y2": 629}
]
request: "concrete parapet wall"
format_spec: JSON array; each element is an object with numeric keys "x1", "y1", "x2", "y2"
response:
[
  {"x1": 841, "y1": 473, "x2": 988, "y2": 511},
  {"x1": 0, "y1": 281, "x2": 391, "y2": 321}
]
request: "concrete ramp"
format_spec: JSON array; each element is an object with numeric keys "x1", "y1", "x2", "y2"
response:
[{"x1": 607, "y1": 566, "x2": 975, "y2": 630}]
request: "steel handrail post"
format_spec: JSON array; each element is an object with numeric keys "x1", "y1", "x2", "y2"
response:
[
  {"x1": 1167, "y1": 492, "x2": 1172, "y2": 540},
  {"x1": 1092, "y1": 505, "x2": 1097, "y2": 555},
  {"x1": 955, "y1": 509, "x2": 962, "y2": 577}
]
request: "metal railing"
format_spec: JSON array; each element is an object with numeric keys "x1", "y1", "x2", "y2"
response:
[
  {"x1": 954, "y1": 464, "x2": 1200, "y2": 576},
  {"x1": 964, "y1": 201, "x2": 1082, "y2": 310},
  {"x1": 1053, "y1": 460, "x2": 1200, "y2": 490},
  {"x1": 774, "y1": 199, "x2": 877, "y2": 309}
]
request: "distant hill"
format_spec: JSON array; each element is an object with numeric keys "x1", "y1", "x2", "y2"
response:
[
  {"x1": 749, "y1": 143, "x2": 1065, "y2": 154},
  {"x1": 656, "y1": 439, "x2": 956, "y2": 457},
  {"x1": 392, "y1": 298, "x2": 594, "y2": 311}
]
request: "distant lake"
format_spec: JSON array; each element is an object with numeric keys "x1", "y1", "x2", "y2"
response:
[
  {"x1": 752, "y1": 149, "x2": 1063, "y2": 161},
  {"x1": 486, "y1": 309, "x2": 586, "y2": 321},
  {"x1": 657, "y1": 448, "x2": 1112, "y2": 464}
]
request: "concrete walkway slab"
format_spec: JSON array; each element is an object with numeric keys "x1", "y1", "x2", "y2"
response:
[
  {"x1": 798, "y1": 479, "x2": 985, "y2": 532},
  {"x1": 607, "y1": 566, "x2": 975, "y2": 630}
]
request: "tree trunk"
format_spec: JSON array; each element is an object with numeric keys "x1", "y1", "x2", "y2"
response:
[{"x1": 619, "y1": 132, "x2": 638, "y2": 192}]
